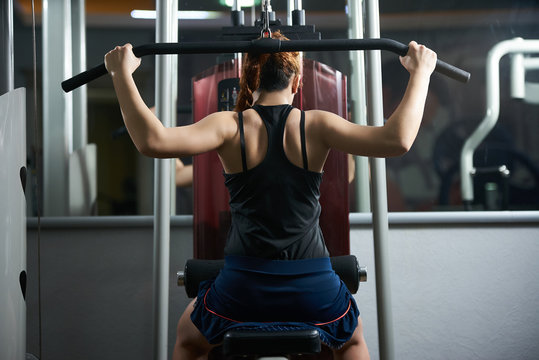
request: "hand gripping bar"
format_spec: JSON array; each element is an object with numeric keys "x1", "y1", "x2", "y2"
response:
[{"x1": 62, "y1": 37, "x2": 470, "y2": 93}]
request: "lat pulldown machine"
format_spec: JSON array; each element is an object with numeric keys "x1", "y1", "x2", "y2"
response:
[{"x1": 62, "y1": 1, "x2": 470, "y2": 359}]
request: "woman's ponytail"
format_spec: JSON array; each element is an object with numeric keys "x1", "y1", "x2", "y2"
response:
[
  {"x1": 234, "y1": 31, "x2": 300, "y2": 112},
  {"x1": 235, "y1": 53, "x2": 268, "y2": 112}
]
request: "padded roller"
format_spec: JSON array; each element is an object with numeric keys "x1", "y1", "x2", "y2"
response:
[
  {"x1": 182, "y1": 258, "x2": 225, "y2": 298},
  {"x1": 330, "y1": 255, "x2": 361, "y2": 294},
  {"x1": 179, "y1": 255, "x2": 364, "y2": 298}
]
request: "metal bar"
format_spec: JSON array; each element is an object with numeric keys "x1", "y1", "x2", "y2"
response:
[
  {"x1": 0, "y1": 0, "x2": 14, "y2": 96},
  {"x1": 71, "y1": 0, "x2": 87, "y2": 151},
  {"x1": 350, "y1": 211, "x2": 539, "y2": 225},
  {"x1": 460, "y1": 38, "x2": 539, "y2": 206},
  {"x1": 153, "y1": 0, "x2": 178, "y2": 359},
  {"x1": 43, "y1": 0, "x2": 72, "y2": 216},
  {"x1": 364, "y1": 0, "x2": 395, "y2": 359},
  {"x1": 62, "y1": 38, "x2": 470, "y2": 93},
  {"x1": 347, "y1": 0, "x2": 370, "y2": 212},
  {"x1": 25, "y1": 210, "x2": 539, "y2": 229},
  {"x1": 26, "y1": 215, "x2": 192, "y2": 228}
]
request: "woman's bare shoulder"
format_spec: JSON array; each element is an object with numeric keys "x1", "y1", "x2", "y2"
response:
[
  {"x1": 304, "y1": 109, "x2": 347, "y2": 127},
  {"x1": 204, "y1": 111, "x2": 239, "y2": 137},
  {"x1": 205, "y1": 110, "x2": 237, "y2": 120}
]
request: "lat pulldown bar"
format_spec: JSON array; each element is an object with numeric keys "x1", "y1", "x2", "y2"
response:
[{"x1": 62, "y1": 37, "x2": 470, "y2": 92}]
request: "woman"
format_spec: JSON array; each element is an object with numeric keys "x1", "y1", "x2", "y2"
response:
[{"x1": 104, "y1": 32, "x2": 436, "y2": 360}]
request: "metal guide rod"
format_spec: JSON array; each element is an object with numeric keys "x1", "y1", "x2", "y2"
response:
[
  {"x1": 0, "y1": 0, "x2": 14, "y2": 95},
  {"x1": 62, "y1": 38, "x2": 470, "y2": 92},
  {"x1": 287, "y1": 0, "x2": 293, "y2": 25},
  {"x1": 365, "y1": 0, "x2": 395, "y2": 359},
  {"x1": 231, "y1": 0, "x2": 244, "y2": 26},
  {"x1": 72, "y1": 0, "x2": 87, "y2": 150},
  {"x1": 43, "y1": 0, "x2": 72, "y2": 216},
  {"x1": 291, "y1": 0, "x2": 305, "y2": 25},
  {"x1": 347, "y1": 0, "x2": 370, "y2": 212},
  {"x1": 261, "y1": 0, "x2": 272, "y2": 38},
  {"x1": 153, "y1": 0, "x2": 178, "y2": 359}
]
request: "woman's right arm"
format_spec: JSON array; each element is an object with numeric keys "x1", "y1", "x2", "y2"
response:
[
  {"x1": 105, "y1": 44, "x2": 237, "y2": 159},
  {"x1": 317, "y1": 41, "x2": 437, "y2": 158}
]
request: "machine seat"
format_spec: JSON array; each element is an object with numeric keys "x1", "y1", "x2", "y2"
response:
[{"x1": 223, "y1": 328, "x2": 321, "y2": 358}]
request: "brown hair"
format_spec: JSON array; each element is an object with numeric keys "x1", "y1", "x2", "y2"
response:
[{"x1": 235, "y1": 31, "x2": 301, "y2": 112}]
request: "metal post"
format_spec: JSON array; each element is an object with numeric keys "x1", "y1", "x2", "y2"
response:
[
  {"x1": 153, "y1": 0, "x2": 178, "y2": 359},
  {"x1": 0, "y1": 0, "x2": 14, "y2": 96},
  {"x1": 42, "y1": 0, "x2": 73, "y2": 216},
  {"x1": 364, "y1": 0, "x2": 395, "y2": 359},
  {"x1": 72, "y1": 0, "x2": 87, "y2": 150},
  {"x1": 347, "y1": 0, "x2": 370, "y2": 212}
]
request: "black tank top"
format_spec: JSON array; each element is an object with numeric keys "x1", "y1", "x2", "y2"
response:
[{"x1": 223, "y1": 104, "x2": 330, "y2": 260}]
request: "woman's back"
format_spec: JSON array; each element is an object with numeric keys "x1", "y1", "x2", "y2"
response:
[{"x1": 223, "y1": 104, "x2": 329, "y2": 260}]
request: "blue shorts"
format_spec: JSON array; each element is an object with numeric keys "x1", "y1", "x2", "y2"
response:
[{"x1": 190, "y1": 255, "x2": 359, "y2": 349}]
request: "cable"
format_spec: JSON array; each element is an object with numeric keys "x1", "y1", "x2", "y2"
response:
[{"x1": 261, "y1": 0, "x2": 272, "y2": 38}]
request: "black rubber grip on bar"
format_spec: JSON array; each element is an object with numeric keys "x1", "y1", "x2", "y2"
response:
[
  {"x1": 62, "y1": 38, "x2": 470, "y2": 92},
  {"x1": 62, "y1": 63, "x2": 107, "y2": 93},
  {"x1": 386, "y1": 40, "x2": 472, "y2": 84}
]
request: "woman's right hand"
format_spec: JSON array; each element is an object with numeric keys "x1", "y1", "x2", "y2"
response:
[
  {"x1": 104, "y1": 43, "x2": 141, "y2": 77},
  {"x1": 399, "y1": 41, "x2": 437, "y2": 77}
]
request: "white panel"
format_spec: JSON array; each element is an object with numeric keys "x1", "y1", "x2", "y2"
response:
[
  {"x1": 0, "y1": 88, "x2": 26, "y2": 360},
  {"x1": 350, "y1": 222, "x2": 539, "y2": 360}
]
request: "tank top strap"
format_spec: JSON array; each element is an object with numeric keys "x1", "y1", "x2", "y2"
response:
[
  {"x1": 237, "y1": 111, "x2": 248, "y2": 172},
  {"x1": 300, "y1": 110, "x2": 308, "y2": 170}
]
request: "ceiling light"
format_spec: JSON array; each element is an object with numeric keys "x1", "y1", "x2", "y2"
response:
[
  {"x1": 130, "y1": 10, "x2": 222, "y2": 20},
  {"x1": 219, "y1": 0, "x2": 261, "y2": 8}
]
